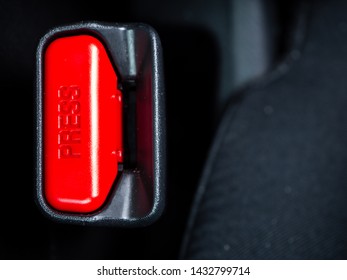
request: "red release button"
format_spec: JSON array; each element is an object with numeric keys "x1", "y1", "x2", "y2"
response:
[{"x1": 44, "y1": 35, "x2": 123, "y2": 213}]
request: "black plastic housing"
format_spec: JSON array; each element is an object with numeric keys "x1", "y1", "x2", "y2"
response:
[{"x1": 35, "y1": 22, "x2": 166, "y2": 227}]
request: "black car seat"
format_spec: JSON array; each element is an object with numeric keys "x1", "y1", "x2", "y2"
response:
[{"x1": 180, "y1": 0, "x2": 347, "y2": 259}]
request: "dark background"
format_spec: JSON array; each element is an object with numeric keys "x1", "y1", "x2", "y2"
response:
[{"x1": 1, "y1": 0, "x2": 346, "y2": 260}]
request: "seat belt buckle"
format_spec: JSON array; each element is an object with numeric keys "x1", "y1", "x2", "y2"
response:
[{"x1": 35, "y1": 22, "x2": 166, "y2": 226}]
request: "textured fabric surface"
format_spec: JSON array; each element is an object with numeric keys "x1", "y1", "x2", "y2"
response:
[{"x1": 181, "y1": 0, "x2": 347, "y2": 259}]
